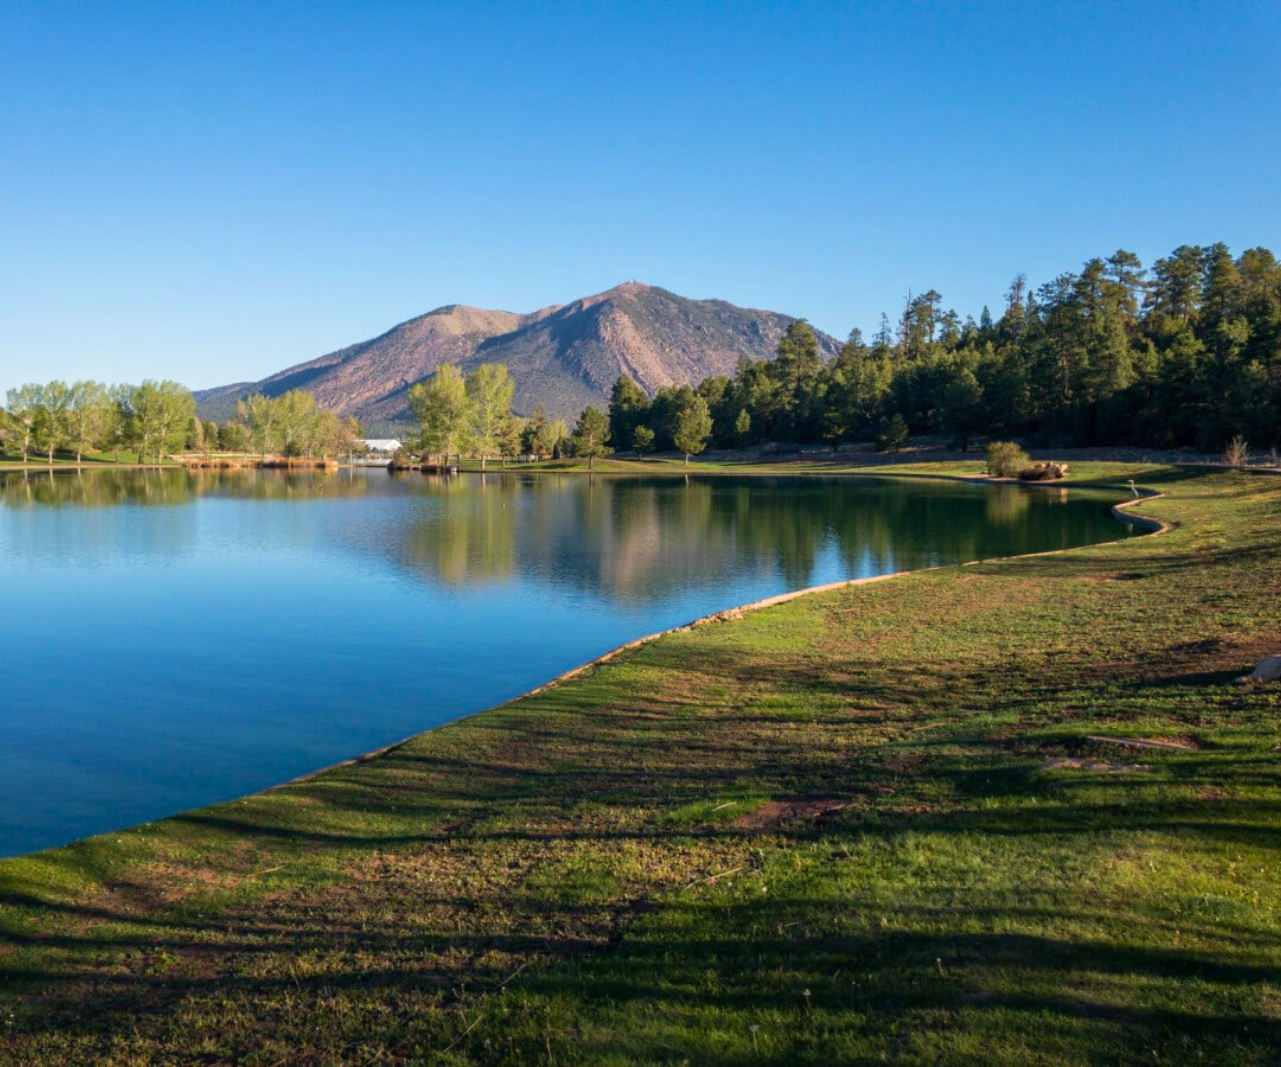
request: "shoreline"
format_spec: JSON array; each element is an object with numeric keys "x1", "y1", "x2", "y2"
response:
[
  {"x1": 278, "y1": 478, "x2": 1165, "y2": 793},
  {"x1": 1, "y1": 465, "x2": 1164, "y2": 812},
  {"x1": 0, "y1": 461, "x2": 181, "y2": 472},
  {"x1": 0, "y1": 467, "x2": 1167, "y2": 854},
  {"x1": 6, "y1": 463, "x2": 1278, "y2": 1060}
]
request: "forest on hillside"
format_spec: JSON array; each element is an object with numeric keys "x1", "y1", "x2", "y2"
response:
[
  {"x1": 605, "y1": 243, "x2": 1281, "y2": 458},
  {"x1": 7, "y1": 243, "x2": 1279, "y2": 466}
]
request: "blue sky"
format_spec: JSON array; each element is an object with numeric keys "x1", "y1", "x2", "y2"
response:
[{"x1": 2, "y1": 1, "x2": 1278, "y2": 396}]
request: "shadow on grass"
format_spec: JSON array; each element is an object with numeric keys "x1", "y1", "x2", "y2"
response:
[{"x1": 1, "y1": 463, "x2": 1278, "y2": 1058}]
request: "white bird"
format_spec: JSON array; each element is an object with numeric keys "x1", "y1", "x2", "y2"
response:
[{"x1": 1128, "y1": 479, "x2": 1139, "y2": 498}]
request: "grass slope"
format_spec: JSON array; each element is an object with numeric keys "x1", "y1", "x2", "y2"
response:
[{"x1": 1, "y1": 465, "x2": 1279, "y2": 1063}]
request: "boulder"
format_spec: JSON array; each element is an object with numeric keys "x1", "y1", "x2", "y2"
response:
[{"x1": 1237, "y1": 655, "x2": 1281, "y2": 684}]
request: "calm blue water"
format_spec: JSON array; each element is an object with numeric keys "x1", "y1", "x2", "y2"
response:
[{"x1": 0, "y1": 468, "x2": 1126, "y2": 857}]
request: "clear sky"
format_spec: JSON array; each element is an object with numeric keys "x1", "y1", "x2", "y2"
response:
[{"x1": 2, "y1": 1, "x2": 1278, "y2": 396}]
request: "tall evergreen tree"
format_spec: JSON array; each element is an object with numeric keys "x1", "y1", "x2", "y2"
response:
[
  {"x1": 771, "y1": 320, "x2": 825, "y2": 441},
  {"x1": 672, "y1": 395, "x2": 712, "y2": 464},
  {"x1": 521, "y1": 404, "x2": 552, "y2": 459},
  {"x1": 569, "y1": 406, "x2": 611, "y2": 469},
  {"x1": 608, "y1": 376, "x2": 651, "y2": 450}
]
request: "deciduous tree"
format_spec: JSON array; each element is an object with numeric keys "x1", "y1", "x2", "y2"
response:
[
  {"x1": 274, "y1": 390, "x2": 319, "y2": 457},
  {"x1": 408, "y1": 363, "x2": 473, "y2": 465},
  {"x1": 66, "y1": 380, "x2": 110, "y2": 463},
  {"x1": 465, "y1": 363, "x2": 515, "y2": 470},
  {"x1": 132, "y1": 381, "x2": 196, "y2": 465},
  {"x1": 237, "y1": 393, "x2": 280, "y2": 460},
  {"x1": 33, "y1": 380, "x2": 70, "y2": 464}
]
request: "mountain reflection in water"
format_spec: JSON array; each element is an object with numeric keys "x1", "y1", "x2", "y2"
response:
[{"x1": 0, "y1": 467, "x2": 1120, "y2": 858}]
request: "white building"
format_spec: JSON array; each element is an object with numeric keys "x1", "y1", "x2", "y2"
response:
[{"x1": 361, "y1": 439, "x2": 403, "y2": 454}]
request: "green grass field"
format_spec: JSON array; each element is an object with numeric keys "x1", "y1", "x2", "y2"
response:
[
  {"x1": 0, "y1": 449, "x2": 165, "y2": 469},
  {"x1": 1, "y1": 463, "x2": 1279, "y2": 1062}
]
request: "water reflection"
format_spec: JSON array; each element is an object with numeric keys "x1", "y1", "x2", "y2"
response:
[
  {"x1": 0, "y1": 466, "x2": 197, "y2": 509},
  {"x1": 1, "y1": 469, "x2": 1118, "y2": 601},
  {"x1": 401, "y1": 475, "x2": 517, "y2": 585},
  {"x1": 985, "y1": 483, "x2": 1031, "y2": 526},
  {"x1": 0, "y1": 466, "x2": 371, "y2": 509},
  {"x1": 386, "y1": 473, "x2": 1113, "y2": 600},
  {"x1": 0, "y1": 467, "x2": 1124, "y2": 858}
]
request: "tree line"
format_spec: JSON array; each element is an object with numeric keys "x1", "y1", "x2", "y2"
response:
[
  {"x1": 12, "y1": 241, "x2": 1276, "y2": 468},
  {"x1": 413, "y1": 241, "x2": 1279, "y2": 466},
  {"x1": 604, "y1": 241, "x2": 1281, "y2": 457},
  {"x1": 1, "y1": 382, "x2": 359, "y2": 464},
  {"x1": 1, "y1": 380, "x2": 197, "y2": 465},
  {"x1": 230, "y1": 391, "x2": 361, "y2": 461},
  {"x1": 403, "y1": 361, "x2": 713, "y2": 468},
  {"x1": 405, "y1": 362, "x2": 625, "y2": 469}
]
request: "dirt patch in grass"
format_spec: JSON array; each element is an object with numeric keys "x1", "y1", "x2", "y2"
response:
[
  {"x1": 1084, "y1": 735, "x2": 1201, "y2": 752},
  {"x1": 1042, "y1": 758, "x2": 1153, "y2": 773},
  {"x1": 732, "y1": 798, "x2": 848, "y2": 830}
]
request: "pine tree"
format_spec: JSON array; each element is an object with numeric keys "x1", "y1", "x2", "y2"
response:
[{"x1": 569, "y1": 406, "x2": 611, "y2": 469}]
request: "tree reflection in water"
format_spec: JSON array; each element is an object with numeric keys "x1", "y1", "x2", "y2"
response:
[
  {"x1": 0, "y1": 468, "x2": 1118, "y2": 604},
  {"x1": 383, "y1": 473, "x2": 1117, "y2": 602}
]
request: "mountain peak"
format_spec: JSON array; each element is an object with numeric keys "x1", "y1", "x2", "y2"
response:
[
  {"x1": 601, "y1": 280, "x2": 651, "y2": 298},
  {"x1": 568, "y1": 280, "x2": 654, "y2": 313},
  {"x1": 195, "y1": 284, "x2": 839, "y2": 425}
]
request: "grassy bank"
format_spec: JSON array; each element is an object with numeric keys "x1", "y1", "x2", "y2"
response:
[
  {"x1": 0, "y1": 450, "x2": 173, "y2": 470},
  {"x1": 1, "y1": 464, "x2": 1279, "y2": 1062}
]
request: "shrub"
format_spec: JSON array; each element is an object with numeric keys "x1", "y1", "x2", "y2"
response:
[
  {"x1": 875, "y1": 414, "x2": 909, "y2": 453},
  {"x1": 986, "y1": 440, "x2": 1030, "y2": 477},
  {"x1": 1224, "y1": 435, "x2": 1250, "y2": 468}
]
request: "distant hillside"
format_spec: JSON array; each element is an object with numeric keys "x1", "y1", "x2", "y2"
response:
[{"x1": 196, "y1": 283, "x2": 840, "y2": 424}]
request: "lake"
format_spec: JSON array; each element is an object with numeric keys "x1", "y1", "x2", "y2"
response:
[{"x1": 0, "y1": 467, "x2": 1128, "y2": 857}]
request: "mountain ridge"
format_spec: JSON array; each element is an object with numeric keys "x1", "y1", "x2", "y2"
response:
[{"x1": 196, "y1": 283, "x2": 840, "y2": 425}]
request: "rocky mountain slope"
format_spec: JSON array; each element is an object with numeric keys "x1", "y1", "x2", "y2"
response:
[{"x1": 196, "y1": 283, "x2": 840, "y2": 425}]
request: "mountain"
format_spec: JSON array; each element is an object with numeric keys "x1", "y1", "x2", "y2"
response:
[{"x1": 195, "y1": 282, "x2": 841, "y2": 425}]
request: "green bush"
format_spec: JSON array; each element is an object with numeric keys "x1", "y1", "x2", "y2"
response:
[
  {"x1": 986, "y1": 440, "x2": 1030, "y2": 477},
  {"x1": 875, "y1": 414, "x2": 909, "y2": 453}
]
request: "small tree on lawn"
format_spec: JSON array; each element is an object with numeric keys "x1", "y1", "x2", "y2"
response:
[
  {"x1": 672, "y1": 396, "x2": 712, "y2": 464},
  {"x1": 570, "y1": 406, "x2": 612, "y2": 470},
  {"x1": 875, "y1": 413, "x2": 909, "y2": 453},
  {"x1": 521, "y1": 404, "x2": 551, "y2": 460}
]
